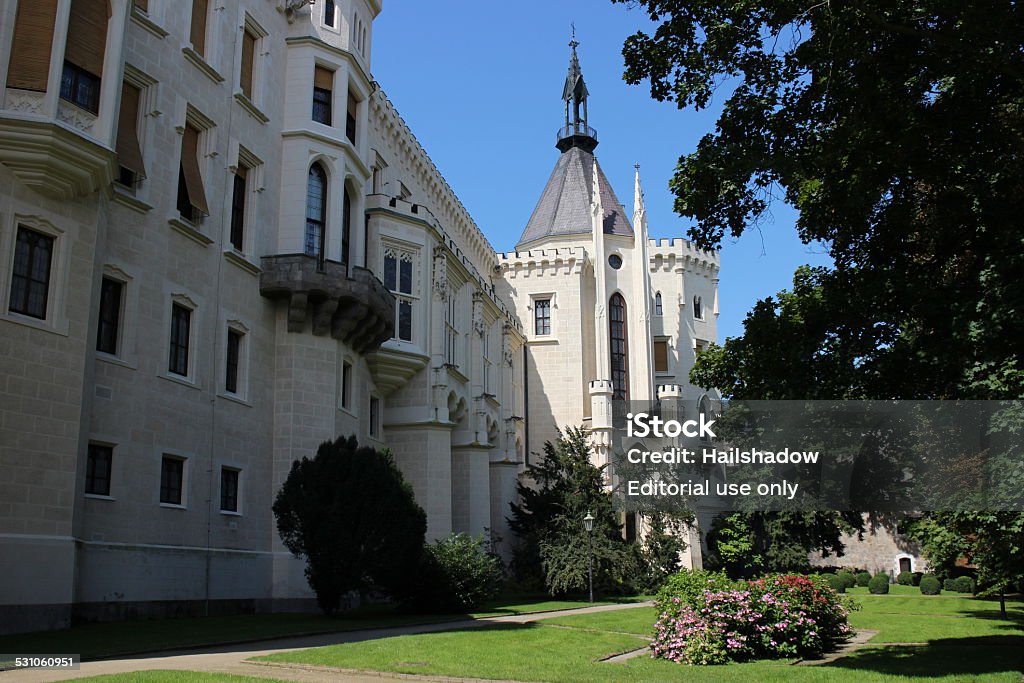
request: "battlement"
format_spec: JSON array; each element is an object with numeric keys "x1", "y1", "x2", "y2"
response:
[
  {"x1": 657, "y1": 384, "x2": 683, "y2": 399},
  {"x1": 589, "y1": 379, "x2": 614, "y2": 393},
  {"x1": 496, "y1": 246, "x2": 587, "y2": 277},
  {"x1": 648, "y1": 238, "x2": 719, "y2": 273}
]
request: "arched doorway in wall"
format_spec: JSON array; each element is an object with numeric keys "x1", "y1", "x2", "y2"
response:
[{"x1": 609, "y1": 293, "x2": 629, "y2": 402}]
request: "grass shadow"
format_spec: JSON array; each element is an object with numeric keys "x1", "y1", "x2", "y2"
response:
[{"x1": 828, "y1": 637, "x2": 1024, "y2": 678}]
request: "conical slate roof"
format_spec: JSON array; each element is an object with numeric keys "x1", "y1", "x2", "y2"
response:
[{"x1": 516, "y1": 147, "x2": 633, "y2": 249}]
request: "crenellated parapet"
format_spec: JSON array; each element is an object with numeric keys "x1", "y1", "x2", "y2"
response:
[
  {"x1": 496, "y1": 247, "x2": 588, "y2": 278},
  {"x1": 369, "y1": 90, "x2": 498, "y2": 278},
  {"x1": 648, "y1": 238, "x2": 720, "y2": 274}
]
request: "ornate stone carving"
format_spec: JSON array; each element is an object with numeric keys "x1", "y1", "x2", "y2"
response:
[
  {"x1": 4, "y1": 89, "x2": 44, "y2": 114},
  {"x1": 57, "y1": 103, "x2": 97, "y2": 135},
  {"x1": 472, "y1": 291, "x2": 485, "y2": 338},
  {"x1": 432, "y1": 246, "x2": 449, "y2": 301}
]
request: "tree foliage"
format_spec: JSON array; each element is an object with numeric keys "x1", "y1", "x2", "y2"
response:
[
  {"x1": 273, "y1": 435, "x2": 427, "y2": 614},
  {"x1": 508, "y1": 427, "x2": 637, "y2": 596},
  {"x1": 616, "y1": 0, "x2": 1024, "y2": 400},
  {"x1": 616, "y1": 0, "x2": 1024, "y2": 580}
]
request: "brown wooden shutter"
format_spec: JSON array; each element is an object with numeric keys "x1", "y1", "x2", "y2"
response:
[
  {"x1": 240, "y1": 30, "x2": 256, "y2": 98},
  {"x1": 133, "y1": 0, "x2": 148, "y2": 11},
  {"x1": 66, "y1": 0, "x2": 110, "y2": 78},
  {"x1": 347, "y1": 90, "x2": 357, "y2": 118},
  {"x1": 313, "y1": 66, "x2": 333, "y2": 91},
  {"x1": 7, "y1": 0, "x2": 59, "y2": 91},
  {"x1": 115, "y1": 81, "x2": 146, "y2": 178},
  {"x1": 181, "y1": 123, "x2": 210, "y2": 216},
  {"x1": 190, "y1": 0, "x2": 208, "y2": 56},
  {"x1": 654, "y1": 341, "x2": 669, "y2": 373}
]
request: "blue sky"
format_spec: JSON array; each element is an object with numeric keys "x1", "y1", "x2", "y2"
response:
[{"x1": 371, "y1": 1, "x2": 832, "y2": 342}]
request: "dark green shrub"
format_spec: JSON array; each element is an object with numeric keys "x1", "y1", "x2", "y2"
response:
[
  {"x1": 943, "y1": 578, "x2": 957, "y2": 592},
  {"x1": 912, "y1": 571, "x2": 923, "y2": 586},
  {"x1": 920, "y1": 575, "x2": 941, "y2": 595},
  {"x1": 655, "y1": 569, "x2": 734, "y2": 612},
  {"x1": 405, "y1": 533, "x2": 504, "y2": 612},
  {"x1": 897, "y1": 571, "x2": 914, "y2": 585},
  {"x1": 952, "y1": 576, "x2": 975, "y2": 594},
  {"x1": 855, "y1": 571, "x2": 872, "y2": 587},
  {"x1": 827, "y1": 573, "x2": 847, "y2": 593},
  {"x1": 836, "y1": 571, "x2": 857, "y2": 590},
  {"x1": 869, "y1": 574, "x2": 890, "y2": 594}
]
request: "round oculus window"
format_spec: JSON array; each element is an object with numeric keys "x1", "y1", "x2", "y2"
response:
[{"x1": 608, "y1": 254, "x2": 623, "y2": 269}]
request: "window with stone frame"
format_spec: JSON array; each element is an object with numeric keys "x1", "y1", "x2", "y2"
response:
[
  {"x1": 382, "y1": 244, "x2": 417, "y2": 343},
  {"x1": 534, "y1": 298, "x2": 551, "y2": 336},
  {"x1": 9, "y1": 226, "x2": 54, "y2": 320},
  {"x1": 444, "y1": 287, "x2": 459, "y2": 367},
  {"x1": 483, "y1": 327, "x2": 494, "y2": 395}
]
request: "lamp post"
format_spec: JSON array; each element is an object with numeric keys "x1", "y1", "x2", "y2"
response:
[{"x1": 583, "y1": 511, "x2": 595, "y2": 603}]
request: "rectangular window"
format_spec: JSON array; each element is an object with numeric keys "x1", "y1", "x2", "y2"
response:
[
  {"x1": 168, "y1": 303, "x2": 191, "y2": 376},
  {"x1": 115, "y1": 80, "x2": 146, "y2": 186},
  {"x1": 369, "y1": 396, "x2": 380, "y2": 437},
  {"x1": 177, "y1": 121, "x2": 210, "y2": 222},
  {"x1": 534, "y1": 298, "x2": 551, "y2": 336},
  {"x1": 346, "y1": 90, "x2": 357, "y2": 144},
  {"x1": 444, "y1": 292, "x2": 458, "y2": 365},
  {"x1": 695, "y1": 339, "x2": 707, "y2": 355},
  {"x1": 342, "y1": 187, "x2": 351, "y2": 266},
  {"x1": 323, "y1": 0, "x2": 336, "y2": 26},
  {"x1": 96, "y1": 277, "x2": 123, "y2": 354},
  {"x1": 220, "y1": 467, "x2": 239, "y2": 512},
  {"x1": 60, "y1": 61, "x2": 100, "y2": 113},
  {"x1": 225, "y1": 328, "x2": 241, "y2": 394},
  {"x1": 384, "y1": 249, "x2": 415, "y2": 342},
  {"x1": 6, "y1": 1, "x2": 58, "y2": 92},
  {"x1": 9, "y1": 227, "x2": 54, "y2": 320},
  {"x1": 160, "y1": 455, "x2": 184, "y2": 505},
  {"x1": 230, "y1": 165, "x2": 247, "y2": 251},
  {"x1": 85, "y1": 444, "x2": 112, "y2": 496},
  {"x1": 312, "y1": 67, "x2": 333, "y2": 125},
  {"x1": 190, "y1": 0, "x2": 209, "y2": 56},
  {"x1": 133, "y1": 0, "x2": 149, "y2": 12},
  {"x1": 653, "y1": 340, "x2": 669, "y2": 373},
  {"x1": 239, "y1": 28, "x2": 256, "y2": 99},
  {"x1": 341, "y1": 361, "x2": 352, "y2": 410},
  {"x1": 61, "y1": 0, "x2": 108, "y2": 114}
]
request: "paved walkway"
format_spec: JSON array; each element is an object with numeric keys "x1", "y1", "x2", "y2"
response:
[{"x1": 3, "y1": 602, "x2": 654, "y2": 683}]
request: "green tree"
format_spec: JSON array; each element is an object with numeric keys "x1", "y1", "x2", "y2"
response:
[
  {"x1": 273, "y1": 435, "x2": 427, "y2": 614},
  {"x1": 615, "y1": 0, "x2": 1024, "y2": 400},
  {"x1": 615, "y1": 0, "x2": 1024, "y2": 575},
  {"x1": 640, "y1": 513, "x2": 687, "y2": 590},
  {"x1": 508, "y1": 427, "x2": 635, "y2": 596}
]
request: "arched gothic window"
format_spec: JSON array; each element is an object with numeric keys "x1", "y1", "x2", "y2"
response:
[
  {"x1": 609, "y1": 293, "x2": 629, "y2": 401},
  {"x1": 305, "y1": 163, "x2": 327, "y2": 267},
  {"x1": 654, "y1": 292, "x2": 663, "y2": 316},
  {"x1": 693, "y1": 295, "x2": 703, "y2": 320}
]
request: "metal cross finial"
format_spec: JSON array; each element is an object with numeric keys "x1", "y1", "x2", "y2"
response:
[
  {"x1": 569, "y1": 23, "x2": 578, "y2": 50},
  {"x1": 634, "y1": 163, "x2": 641, "y2": 171}
]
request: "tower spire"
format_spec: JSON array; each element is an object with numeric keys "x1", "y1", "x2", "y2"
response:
[{"x1": 557, "y1": 34, "x2": 598, "y2": 153}]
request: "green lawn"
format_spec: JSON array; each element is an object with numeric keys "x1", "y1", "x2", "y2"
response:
[
  {"x1": 0, "y1": 595, "x2": 633, "y2": 660},
  {"x1": 258, "y1": 593, "x2": 1024, "y2": 682}
]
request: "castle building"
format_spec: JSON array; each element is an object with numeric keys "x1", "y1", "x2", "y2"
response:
[{"x1": 0, "y1": 0, "x2": 929, "y2": 636}]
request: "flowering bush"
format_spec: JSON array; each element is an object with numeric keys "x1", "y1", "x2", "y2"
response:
[{"x1": 652, "y1": 573, "x2": 856, "y2": 665}]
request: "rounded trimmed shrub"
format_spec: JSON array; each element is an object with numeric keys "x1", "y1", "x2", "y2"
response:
[
  {"x1": 919, "y1": 575, "x2": 941, "y2": 595},
  {"x1": 406, "y1": 533, "x2": 504, "y2": 612},
  {"x1": 954, "y1": 576, "x2": 976, "y2": 594},
  {"x1": 897, "y1": 571, "x2": 914, "y2": 586},
  {"x1": 855, "y1": 571, "x2": 872, "y2": 587},
  {"x1": 869, "y1": 574, "x2": 890, "y2": 594},
  {"x1": 837, "y1": 571, "x2": 857, "y2": 590},
  {"x1": 912, "y1": 572, "x2": 923, "y2": 586},
  {"x1": 943, "y1": 577, "x2": 957, "y2": 592},
  {"x1": 827, "y1": 573, "x2": 847, "y2": 593}
]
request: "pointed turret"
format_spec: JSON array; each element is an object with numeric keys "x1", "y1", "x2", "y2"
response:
[
  {"x1": 557, "y1": 38, "x2": 598, "y2": 154},
  {"x1": 516, "y1": 38, "x2": 632, "y2": 249}
]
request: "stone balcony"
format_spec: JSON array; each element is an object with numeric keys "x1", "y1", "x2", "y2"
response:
[{"x1": 259, "y1": 254, "x2": 395, "y2": 354}]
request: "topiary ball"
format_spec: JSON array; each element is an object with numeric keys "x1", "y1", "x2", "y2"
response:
[
  {"x1": 920, "y1": 575, "x2": 941, "y2": 595},
  {"x1": 869, "y1": 574, "x2": 890, "y2": 594}
]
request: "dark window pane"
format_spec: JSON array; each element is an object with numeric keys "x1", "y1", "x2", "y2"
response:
[
  {"x1": 609, "y1": 294, "x2": 629, "y2": 401},
  {"x1": 323, "y1": 0, "x2": 335, "y2": 25},
  {"x1": 60, "y1": 61, "x2": 100, "y2": 113},
  {"x1": 230, "y1": 172, "x2": 246, "y2": 251},
  {"x1": 342, "y1": 187, "x2": 351, "y2": 266},
  {"x1": 534, "y1": 299, "x2": 550, "y2": 336},
  {"x1": 220, "y1": 467, "x2": 239, "y2": 512},
  {"x1": 159, "y1": 457, "x2": 184, "y2": 505},
  {"x1": 96, "y1": 277, "x2": 123, "y2": 354},
  {"x1": 398, "y1": 300, "x2": 412, "y2": 341},
  {"x1": 341, "y1": 362, "x2": 351, "y2": 409},
  {"x1": 312, "y1": 87, "x2": 331, "y2": 125},
  {"x1": 305, "y1": 164, "x2": 326, "y2": 266},
  {"x1": 369, "y1": 397, "x2": 379, "y2": 436},
  {"x1": 226, "y1": 329, "x2": 241, "y2": 393},
  {"x1": 383, "y1": 254, "x2": 396, "y2": 290},
  {"x1": 9, "y1": 227, "x2": 53, "y2": 319},
  {"x1": 169, "y1": 304, "x2": 191, "y2": 376},
  {"x1": 85, "y1": 444, "x2": 112, "y2": 496},
  {"x1": 399, "y1": 258, "x2": 412, "y2": 294}
]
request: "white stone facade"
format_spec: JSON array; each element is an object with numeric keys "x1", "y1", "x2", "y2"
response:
[{"x1": 0, "y1": 0, "x2": 525, "y2": 634}]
